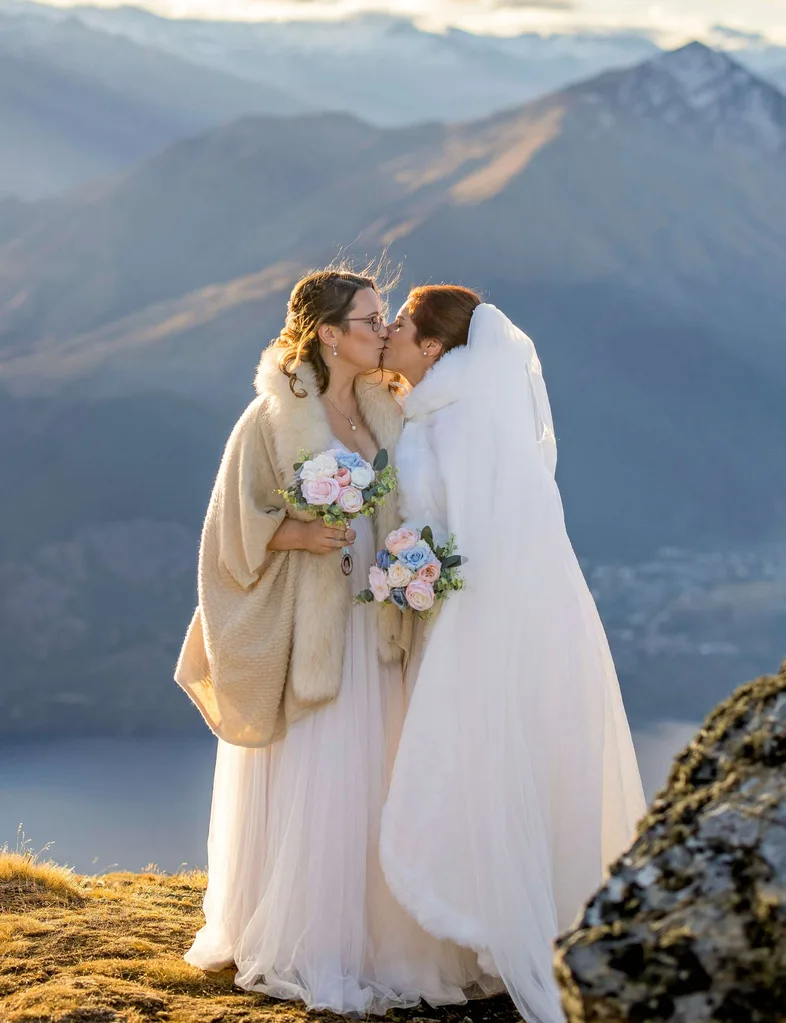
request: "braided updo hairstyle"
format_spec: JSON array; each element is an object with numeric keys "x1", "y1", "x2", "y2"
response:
[{"x1": 273, "y1": 267, "x2": 379, "y2": 397}]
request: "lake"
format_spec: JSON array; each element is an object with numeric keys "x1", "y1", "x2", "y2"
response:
[{"x1": 0, "y1": 723, "x2": 699, "y2": 875}]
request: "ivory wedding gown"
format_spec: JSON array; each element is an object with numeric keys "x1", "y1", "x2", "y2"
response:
[{"x1": 185, "y1": 476, "x2": 499, "y2": 1014}]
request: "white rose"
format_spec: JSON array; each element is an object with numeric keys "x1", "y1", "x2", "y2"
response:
[
  {"x1": 388, "y1": 561, "x2": 413, "y2": 588},
  {"x1": 300, "y1": 453, "x2": 339, "y2": 482},
  {"x1": 350, "y1": 463, "x2": 375, "y2": 489}
]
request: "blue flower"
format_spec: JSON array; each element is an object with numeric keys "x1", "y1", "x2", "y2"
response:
[
  {"x1": 390, "y1": 587, "x2": 408, "y2": 610},
  {"x1": 335, "y1": 450, "x2": 367, "y2": 470},
  {"x1": 376, "y1": 549, "x2": 391, "y2": 571},
  {"x1": 398, "y1": 542, "x2": 438, "y2": 573}
]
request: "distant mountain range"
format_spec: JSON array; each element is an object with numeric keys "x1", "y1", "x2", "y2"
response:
[
  {"x1": 7, "y1": 2, "x2": 786, "y2": 126},
  {"x1": 0, "y1": 4, "x2": 305, "y2": 197},
  {"x1": 0, "y1": 40, "x2": 784, "y2": 737},
  {"x1": 4, "y1": 1, "x2": 786, "y2": 196},
  {"x1": 62, "y1": 5, "x2": 660, "y2": 125}
]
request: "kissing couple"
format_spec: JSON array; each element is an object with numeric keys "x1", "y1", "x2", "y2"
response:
[{"x1": 175, "y1": 265, "x2": 646, "y2": 1023}]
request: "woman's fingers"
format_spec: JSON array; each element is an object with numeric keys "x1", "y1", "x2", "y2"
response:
[
  {"x1": 326, "y1": 525, "x2": 354, "y2": 542},
  {"x1": 314, "y1": 522, "x2": 355, "y2": 551}
]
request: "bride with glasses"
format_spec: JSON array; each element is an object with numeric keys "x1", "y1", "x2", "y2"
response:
[{"x1": 175, "y1": 268, "x2": 501, "y2": 1014}]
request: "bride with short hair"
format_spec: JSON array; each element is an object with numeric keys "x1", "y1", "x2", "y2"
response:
[{"x1": 380, "y1": 285, "x2": 647, "y2": 1023}]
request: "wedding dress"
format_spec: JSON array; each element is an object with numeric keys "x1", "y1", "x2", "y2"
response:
[
  {"x1": 379, "y1": 305, "x2": 647, "y2": 1023},
  {"x1": 185, "y1": 459, "x2": 499, "y2": 1014}
]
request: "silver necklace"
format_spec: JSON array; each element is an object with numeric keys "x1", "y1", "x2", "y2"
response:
[{"x1": 325, "y1": 393, "x2": 358, "y2": 432}]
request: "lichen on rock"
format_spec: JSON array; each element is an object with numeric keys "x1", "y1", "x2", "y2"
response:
[{"x1": 555, "y1": 662, "x2": 786, "y2": 1023}]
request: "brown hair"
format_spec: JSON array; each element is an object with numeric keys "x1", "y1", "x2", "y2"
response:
[
  {"x1": 273, "y1": 266, "x2": 378, "y2": 397},
  {"x1": 407, "y1": 284, "x2": 482, "y2": 355}
]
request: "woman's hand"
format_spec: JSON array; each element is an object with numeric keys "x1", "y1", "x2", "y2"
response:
[
  {"x1": 269, "y1": 518, "x2": 356, "y2": 555},
  {"x1": 301, "y1": 520, "x2": 357, "y2": 555}
]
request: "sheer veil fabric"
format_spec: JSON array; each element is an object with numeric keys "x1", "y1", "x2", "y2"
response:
[{"x1": 380, "y1": 305, "x2": 647, "y2": 1023}]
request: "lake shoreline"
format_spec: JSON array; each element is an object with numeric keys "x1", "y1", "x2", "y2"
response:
[{"x1": 1, "y1": 723, "x2": 699, "y2": 875}]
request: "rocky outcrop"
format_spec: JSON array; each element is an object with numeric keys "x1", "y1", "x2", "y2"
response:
[{"x1": 555, "y1": 662, "x2": 786, "y2": 1023}]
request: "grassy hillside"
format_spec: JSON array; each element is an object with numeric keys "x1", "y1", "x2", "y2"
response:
[{"x1": 0, "y1": 850, "x2": 518, "y2": 1023}]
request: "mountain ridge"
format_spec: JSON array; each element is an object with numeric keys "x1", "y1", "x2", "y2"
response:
[
  {"x1": 0, "y1": 4, "x2": 307, "y2": 198},
  {"x1": 1, "y1": 40, "x2": 785, "y2": 735},
  {"x1": 573, "y1": 41, "x2": 786, "y2": 157}
]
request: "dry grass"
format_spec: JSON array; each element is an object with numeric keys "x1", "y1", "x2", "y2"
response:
[
  {"x1": 0, "y1": 850, "x2": 518, "y2": 1023},
  {"x1": 0, "y1": 851, "x2": 86, "y2": 912}
]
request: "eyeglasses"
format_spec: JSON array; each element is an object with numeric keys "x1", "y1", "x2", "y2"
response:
[{"x1": 345, "y1": 314, "x2": 384, "y2": 332}]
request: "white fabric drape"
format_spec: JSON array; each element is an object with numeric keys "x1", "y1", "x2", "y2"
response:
[{"x1": 381, "y1": 304, "x2": 646, "y2": 1023}]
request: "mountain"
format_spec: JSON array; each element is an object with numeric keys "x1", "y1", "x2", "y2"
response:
[
  {"x1": 19, "y1": 2, "x2": 659, "y2": 125},
  {"x1": 0, "y1": 6, "x2": 305, "y2": 198},
  {"x1": 7, "y1": 3, "x2": 786, "y2": 127},
  {"x1": 21, "y1": 2, "x2": 786, "y2": 124},
  {"x1": 1, "y1": 42, "x2": 785, "y2": 736},
  {"x1": 705, "y1": 24, "x2": 786, "y2": 94},
  {"x1": 580, "y1": 41, "x2": 786, "y2": 155},
  {"x1": 768, "y1": 65, "x2": 786, "y2": 91}
]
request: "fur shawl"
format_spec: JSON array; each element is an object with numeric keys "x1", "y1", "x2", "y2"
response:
[
  {"x1": 395, "y1": 345, "x2": 475, "y2": 542},
  {"x1": 175, "y1": 346, "x2": 405, "y2": 748}
]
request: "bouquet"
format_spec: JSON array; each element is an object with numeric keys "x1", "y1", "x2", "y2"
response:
[
  {"x1": 280, "y1": 448, "x2": 397, "y2": 575},
  {"x1": 356, "y1": 525, "x2": 465, "y2": 618}
]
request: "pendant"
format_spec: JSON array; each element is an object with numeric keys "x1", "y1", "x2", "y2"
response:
[
  {"x1": 341, "y1": 546, "x2": 354, "y2": 576},
  {"x1": 349, "y1": 418, "x2": 357, "y2": 431}
]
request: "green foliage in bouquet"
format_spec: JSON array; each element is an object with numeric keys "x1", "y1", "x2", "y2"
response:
[
  {"x1": 280, "y1": 449, "x2": 397, "y2": 527},
  {"x1": 355, "y1": 523, "x2": 466, "y2": 618}
]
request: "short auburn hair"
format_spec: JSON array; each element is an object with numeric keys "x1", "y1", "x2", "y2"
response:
[{"x1": 407, "y1": 284, "x2": 482, "y2": 354}]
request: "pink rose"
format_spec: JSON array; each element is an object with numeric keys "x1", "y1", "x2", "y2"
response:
[
  {"x1": 337, "y1": 486, "x2": 364, "y2": 515},
  {"x1": 302, "y1": 477, "x2": 341, "y2": 506},
  {"x1": 369, "y1": 566, "x2": 390, "y2": 602},
  {"x1": 405, "y1": 579, "x2": 435, "y2": 613},
  {"x1": 386, "y1": 527, "x2": 421, "y2": 556},
  {"x1": 336, "y1": 467, "x2": 352, "y2": 488},
  {"x1": 416, "y1": 561, "x2": 441, "y2": 585}
]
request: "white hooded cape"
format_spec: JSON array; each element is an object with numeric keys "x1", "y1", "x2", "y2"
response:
[{"x1": 380, "y1": 304, "x2": 646, "y2": 1023}]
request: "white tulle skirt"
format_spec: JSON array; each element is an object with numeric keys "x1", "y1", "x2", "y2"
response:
[{"x1": 185, "y1": 516, "x2": 498, "y2": 1014}]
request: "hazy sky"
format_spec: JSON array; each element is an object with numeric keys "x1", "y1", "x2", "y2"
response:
[{"x1": 36, "y1": 0, "x2": 786, "y2": 42}]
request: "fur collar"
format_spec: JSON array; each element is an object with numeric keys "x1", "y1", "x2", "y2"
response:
[
  {"x1": 403, "y1": 343, "x2": 473, "y2": 423},
  {"x1": 254, "y1": 345, "x2": 404, "y2": 484}
]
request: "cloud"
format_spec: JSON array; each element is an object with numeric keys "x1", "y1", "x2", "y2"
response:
[
  {"x1": 451, "y1": 0, "x2": 575, "y2": 6},
  {"x1": 710, "y1": 23, "x2": 765, "y2": 44},
  {"x1": 496, "y1": 0, "x2": 575, "y2": 7}
]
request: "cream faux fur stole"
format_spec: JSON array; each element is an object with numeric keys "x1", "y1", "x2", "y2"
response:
[
  {"x1": 254, "y1": 347, "x2": 406, "y2": 670},
  {"x1": 254, "y1": 347, "x2": 404, "y2": 492}
]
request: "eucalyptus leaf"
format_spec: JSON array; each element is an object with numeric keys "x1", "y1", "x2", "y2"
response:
[
  {"x1": 421, "y1": 525, "x2": 435, "y2": 548},
  {"x1": 373, "y1": 448, "x2": 389, "y2": 472}
]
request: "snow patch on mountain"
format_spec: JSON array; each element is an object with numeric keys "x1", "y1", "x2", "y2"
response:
[{"x1": 581, "y1": 42, "x2": 786, "y2": 157}]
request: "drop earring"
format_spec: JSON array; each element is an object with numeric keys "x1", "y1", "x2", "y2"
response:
[{"x1": 332, "y1": 345, "x2": 338, "y2": 357}]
